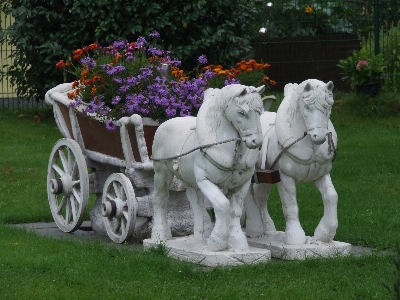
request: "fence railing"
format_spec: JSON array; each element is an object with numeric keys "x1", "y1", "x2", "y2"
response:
[
  {"x1": 1, "y1": 11, "x2": 46, "y2": 110},
  {"x1": 254, "y1": 0, "x2": 400, "y2": 91}
]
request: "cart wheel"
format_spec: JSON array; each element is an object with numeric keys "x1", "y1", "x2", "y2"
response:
[
  {"x1": 102, "y1": 173, "x2": 137, "y2": 243},
  {"x1": 47, "y1": 138, "x2": 89, "y2": 232}
]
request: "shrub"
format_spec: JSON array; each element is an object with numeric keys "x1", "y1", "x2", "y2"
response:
[
  {"x1": 0, "y1": 0, "x2": 264, "y2": 100},
  {"x1": 361, "y1": 21, "x2": 400, "y2": 92}
]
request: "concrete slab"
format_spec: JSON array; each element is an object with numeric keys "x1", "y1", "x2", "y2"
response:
[
  {"x1": 247, "y1": 231, "x2": 352, "y2": 260},
  {"x1": 143, "y1": 236, "x2": 271, "y2": 267}
]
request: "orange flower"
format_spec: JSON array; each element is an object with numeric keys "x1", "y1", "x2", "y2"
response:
[
  {"x1": 261, "y1": 76, "x2": 270, "y2": 83},
  {"x1": 263, "y1": 63, "x2": 271, "y2": 69},
  {"x1": 89, "y1": 43, "x2": 98, "y2": 50},
  {"x1": 305, "y1": 5, "x2": 314, "y2": 14},
  {"x1": 56, "y1": 60, "x2": 65, "y2": 69},
  {"x1": 65, "y1": 61, "x2": 71, "y2": 67},
  {"x1": 67, "y1": 90, "x2": 78, "y2": 99},
  {"x1": 90, "y1": 86, "x2": 97, "y2": 97},
  {"x1": 73, "y1": 49, "x2": 84, "y2": 61},
  {"x1": 81, "y1": 69, "x2": 89, "y2": 79},
  {"x1": 72, "y1": 80, "x2": 80, "y2": 88},
  {"x1": 269, "y1": 80, "x2": 277, "y2": 86}
]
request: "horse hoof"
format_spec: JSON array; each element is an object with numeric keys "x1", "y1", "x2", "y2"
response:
[
  {"x1": 151, "y1": 227, "x2": 169, "y2": 243},
  {"x1": 285, "y1": 229, "x2": 306, "y2": 245},
  {"x1": 207, "y1": 235, "x2": 228, "y2": 252},
  {"x1": 314, "y1": 228, "x2": 335, "y2": 243},
  {"x1": 229, "y1": 233, "x2": 249, "y2": 251}
]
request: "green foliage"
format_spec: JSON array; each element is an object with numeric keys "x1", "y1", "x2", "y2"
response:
[
  {"x1": 362, "y1": 21, "x2": 400, "y2": 92},
  {"x1": 0, "y1": 0, "x2": 264, "y2": 100},
  {"x1": 383, "y1": 243, "x2": 400, "y2": 299},
  {"x1": 259, "y1": 0, "x2": 362, "y2": 38},
  {"x1": 337, "y1": 48, "x2": 386, "y2": 86}
]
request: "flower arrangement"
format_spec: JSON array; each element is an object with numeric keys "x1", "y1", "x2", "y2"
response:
[
  {"x1": 204, "y1": 60, "x2": 276, "y2": 89},
  {"x1": 337, "y1": 48, "x2": 386, "y2": 87},
  {"x1": 56, "y1": 32, "x2": 274, "y2": 129}
]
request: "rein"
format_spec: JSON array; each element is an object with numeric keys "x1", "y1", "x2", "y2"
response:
[
  {"x1": 270, "y1": 131, "x2": 336, "y2": 169},
  {"x1": 151, "y1": 138, "x2": 242, "y2": 161},
  {"x1": 270, "y1": 132, "x2": 308, "y2": 169}
]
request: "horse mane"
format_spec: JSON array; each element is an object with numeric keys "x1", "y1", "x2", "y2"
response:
[
  {"x1": 196, "y1": 84, "x2": 264, "y2": 146},
  {"x1": 276, "y1": 79, "x2": 334, "y2": 147}
]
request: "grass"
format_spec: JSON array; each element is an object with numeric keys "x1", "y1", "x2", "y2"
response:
[{"x1": 0, "y1": 92, "x2": 399, "y2": 299}]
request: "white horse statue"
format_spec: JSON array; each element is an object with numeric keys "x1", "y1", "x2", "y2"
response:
[
  {"x1": 245, "y1": 79, "x2": 338, "y2": 245},
  {"x1": 151, "y1": 84, "x2": 264, "y2": 251}
]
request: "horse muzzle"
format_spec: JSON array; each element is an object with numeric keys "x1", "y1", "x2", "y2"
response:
[
  {"x1": 239, "y1": 128, "x2": 263, "y2": 149},
  {"x1": 308, "y1": 126, "x2": 327, "y2": 145}
]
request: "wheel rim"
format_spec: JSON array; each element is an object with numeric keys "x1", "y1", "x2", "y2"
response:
[
  {"x1": 47, "y1": 139, "x2": 89, "y2": 232},
  {"x1": 102, "y1": 173, "x2": 137, "y2": 243}
]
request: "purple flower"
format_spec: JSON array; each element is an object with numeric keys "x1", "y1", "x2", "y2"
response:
[
  {"x1": 149, "y1": 31, "x2": 160, "y2": 39},
  {"x1": 148, "y1": 47, "x2": 164, "y2": 56},
  {"x1": 112, "y1": 40, "x2": 127, "y2": 50},
  {"x1": 80, "y1": 57, "x2": 97, "y2": 69},
  {"x1": 106, "y1": 65, "x2": 126, "y2": 75},
  {"x1": 197, "y1": 55, "x2": 207, "y2": 65},
  {"x1": 135, "y1": 36, "x2": 147, "y2": 48},
  {"x1": 106, "y1": 120, "x2": 117, "y2": 131},
  {"x1": 112, "y1": 96, "x2": 121, "y2": 105}
]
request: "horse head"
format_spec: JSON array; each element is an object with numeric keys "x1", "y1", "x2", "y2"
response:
[
  {"x1": 299, "y1": 80, "x2": 334, "y2": 145},
  {"x1": 197, "y1": 84, "x2": 264, "y2": 149}
]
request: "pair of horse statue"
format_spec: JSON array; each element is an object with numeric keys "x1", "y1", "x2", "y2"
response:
[{"x1": 151, "y1": 79, "x2": 337, "y2": 252}]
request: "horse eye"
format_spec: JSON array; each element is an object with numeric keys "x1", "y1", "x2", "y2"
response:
[{"x1": 238, "y1": 110, "x2": 245, "y2": 116}]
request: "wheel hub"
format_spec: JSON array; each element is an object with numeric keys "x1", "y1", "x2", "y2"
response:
[
  {"x1": 49, "y1": 174, "x2": 73, "y2": 195},
  {"x1": 102, "y1": 198, "x2": 124, "y2": 218}
]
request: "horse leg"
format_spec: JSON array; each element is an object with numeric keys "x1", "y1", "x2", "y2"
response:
[
  {"x1": 151, "y1": 161, "x2": 174, "y2": 243},
  {"x1": 228, "y1": 181, "x2": 251, "y2": 250},
  {"x1": 186, "y1": 187, "x2": 213, "y2": 241},
  {"x1": 277, "y1": 173, "x2": 306, "y2": 245},
  {"x1": 196, "y1": 179, "x2": 230, "y2": 251},
  {"x1": 244, "y1": 183, "x2": 276, "y2": 237},
  {"x1": 313, "y1": 174, "x2": 338, "y2": 242}
]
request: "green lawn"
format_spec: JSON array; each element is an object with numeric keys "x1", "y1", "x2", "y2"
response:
[{"x1": 0, "y1": 96, "x2": 399, "y2": 299}]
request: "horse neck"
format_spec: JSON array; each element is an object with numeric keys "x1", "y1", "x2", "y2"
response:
[{"x1": 276, "y1": 93, "x2": 308, "y2": 141}]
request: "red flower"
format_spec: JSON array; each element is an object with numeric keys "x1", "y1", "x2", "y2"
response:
[{"x1": 56, "y1": 60, "x2": 65, "y2": 69}]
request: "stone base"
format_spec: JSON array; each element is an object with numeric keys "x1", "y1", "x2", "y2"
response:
[
  {"x1": 143, "y1": 236, "x2": 271, "y2": 267},
  {"x1": 247, "y1": 231, "x2": 352, "y2": 260}
]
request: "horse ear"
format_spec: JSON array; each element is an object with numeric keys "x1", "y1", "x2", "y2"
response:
[
  {"x1": 222, "y1": 84, "x2": 246, "y2": 100},
  {"x1": 326, "y1": 81, "x2": 334, "y2": 91},
  {"x1": 304, "y1": 82, "x2": 312, "y2": 92},
  {"x1": 256, "y1": 85, "x2": 265, "y2": 95}
]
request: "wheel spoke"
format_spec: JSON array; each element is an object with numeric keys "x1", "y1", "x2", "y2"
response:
[
  {"x1": 72, "y1": 188, "x2": 81, "y2": 205},
  {"x1": 106, "y1": 192, "x2": 116, "y2": 201},
  {"x1": 121, "y1": 217, "x2": 126, "y2": 233},
  {"x1": 52, "y1": 164, "x2": 65, "y2": 177},
  {"x1": 65, "y1": 199, "x2": 71, "y2": 223},
  {"x1": 67, "y1": 148, "x2": 76, "y2": 174},
  {"x1": 72, "y1": 180, "x2": 80, "y2": 187},
  {"x1": 58, "y1": 148, "x2": 69, "y2": 173},
  {"x1": 71, "y1": 161, "x2": 78, "y2": 180},
  {"x1": 120, "y1": 187, "x2": 126, "y2": 201},
  {"x1": 113, "y1": 218, "x2": 121, "y2": 233},
  {"x1": 70, "y1": 195, "x2": 77, "y2": 221},
  {"x1": 122, "y1": 211, "x2": 129, "y2": 222},
  {"x1": 57, "y1": 196, "x2": 67, "y2": 214},
  {"x1": 113, "y1": 182, "x2": 121, "y2": 199}
]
